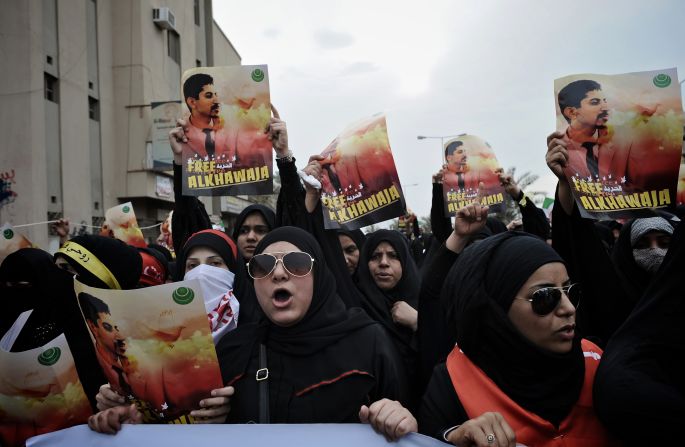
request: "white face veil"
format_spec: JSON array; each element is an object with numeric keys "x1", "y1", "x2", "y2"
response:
[{"x1": 184, "y1": 264, "x2": 240, "y2": 344}]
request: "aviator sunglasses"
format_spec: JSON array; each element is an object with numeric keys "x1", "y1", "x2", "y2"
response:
[
  {"x1": 247, "y1": 251, "x2": 315, "y2": 279},
  {"x1": 515, "y1": 283, "x2": 582, "y2": 316}
]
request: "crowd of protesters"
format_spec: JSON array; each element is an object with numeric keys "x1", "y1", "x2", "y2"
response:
[{"x1": 1, "y1": 107, "x2": 684, "y2": 447}]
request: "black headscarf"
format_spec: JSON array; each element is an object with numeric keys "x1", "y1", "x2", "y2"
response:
[
  {"x1": 356, "y1": 230, "x2": 420, "y2": 352},
  {"x1": 612, "y1": 217, "x2": 673, "y2": 305},
  {"x1": 0, "y1": 248, "x2": 66, "y2": 350},
  {"x1": 337, "y1": 229, "x2": 367, "y2": 254},
  {"x1": 54, "y1": 235, "x2": 142, "y2": 289},
  {"x1": 174, "y1": 229, "x2": 240, "y2": 280},
  {"x1": 230, "y1": 204, "x2": 276, "y2": 241},
  {"x1": 444, "y1": 231, "x2": 584, "y2": 426},
  {"x1": 216, "y1": 227, "x2": 375, "y2": 382},
  {"x1": 0, "y1": 241, "x2": 141, "y2": 411},
  {"x1": 174, "y1": 229, "x2": 258, "y2": 323}
]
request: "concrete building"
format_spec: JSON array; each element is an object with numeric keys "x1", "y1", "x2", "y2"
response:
[{"x1": 0, "y1": 0, "x2": 253, "y2": 250}]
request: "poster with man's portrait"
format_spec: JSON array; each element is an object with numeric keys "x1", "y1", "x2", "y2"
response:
[
  {"x1": 555, "y1": 68, "x2": 683, "y2": 219},
  {"x1": 179, "y1": 65, "x2": 272, "y2": 196},
  {"x1": 318, "y1": 114, "x2": 406, "y2": 230},
  {"x1": 74, "y1": 279, "x2": 223, "y2": 424},
  {"x1": 0, "y1": 332, "x2": 91, "y2": 447},
  {"x1": 441, "y1": 134, "x2": 505, "y2": 217},
  {"x1": 100, "y1": 202, "x2": 147, "y2": 248}
]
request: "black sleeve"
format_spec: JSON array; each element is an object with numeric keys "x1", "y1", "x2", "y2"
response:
[
  {"x1": 551, "y1": 183, "x2": 574, "y2": 272},
  {"x1": 555, "y1": 196, "x2": 631, "y2": 346},
  {"x1": 171, "y1": 162, "x2": 211, "y2": 255},
  {"x1": 418, "y1": 363, "x2": 468, "y2": 441},
  {"x1": 431, "y1": 183, "x2": 452, "y2": 243},
  {"x1": 594, "y1": 221, "x2": 685, "y2": 444},
  {"x1": 417, "y1": 243, "x2": 460, "y2": 393},
  {"x1": 518, "y1": 194, "x2": 551, "y2": 240},
  {"x1": 370, "y1": 325, "x2": 410, "y2": 407},
  {"x1": 275, "y1": 157, "x2": 308, "y2": 229}
]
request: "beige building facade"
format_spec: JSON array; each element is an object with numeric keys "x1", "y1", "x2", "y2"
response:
[{"x1": 0, "y1": 0, "x2": 243, "y2": 250}]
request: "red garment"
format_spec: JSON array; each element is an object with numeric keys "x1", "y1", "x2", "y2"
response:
[
  {"x1": 562, "y1": 128, "x2": 631, "y2": 183},
  {"x1": 185, "y1": 120, "x2": 235, "y2": 162},
  {"x1": 446, "y1": 339, "x2": 621, "y2": 447}
]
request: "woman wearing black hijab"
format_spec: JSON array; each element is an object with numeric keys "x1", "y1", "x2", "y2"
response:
[
  {"x1": 0, "y1": 237, "x2": 142, "y2": 412},
  {"x1": 355, "y1": 230, "x2": 420, "y2": 409},
  {"x1": 214, "y1": 227, "x2": 414, "y2": 436},
  {"x1": 336, "y1": 228, "x2": 366, "y2": 277},
  {"x1": 230, "y1": 204, "x2": 276, "y2": 261},
  {"x1": 594, "y1": 215, "x2": 685, "y2": 445},
  {"x1": 419, "y1": 231, "x2": 619, "y2": 446},
  {"x1": 0, "y1": 248, "x2": 67, "y2": 351}
]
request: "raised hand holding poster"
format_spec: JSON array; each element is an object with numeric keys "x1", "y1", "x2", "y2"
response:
[
  {"x1": 554, "y1": 68, "x2": 683, "y2": 219},
  {"x1": 319, "y1": 114, "x2": 406, "y2": 230},
  {"x1": 441, "y1": 134, "x2": 505, "y2": 216},
  {"x1": 180, "y1": 65, "x2": 272, "y2": 196},
  {"x1": 74, "y1": 279, "x2": 223, "y2": 424}
]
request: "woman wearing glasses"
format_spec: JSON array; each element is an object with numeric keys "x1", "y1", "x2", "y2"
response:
[
  {"x1": 216, "y1": 226, "x2": 416, "y2": 439},
  {"x1": 418, "y1": 223, "x2": 620, "y2": 446}
]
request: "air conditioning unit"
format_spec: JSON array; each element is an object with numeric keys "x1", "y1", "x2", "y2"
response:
[{"x1": 153, "y1": 7, "x2": 176, "y2": 31}]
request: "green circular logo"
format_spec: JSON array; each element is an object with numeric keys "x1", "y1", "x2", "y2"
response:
[
  {"x1": 38, "y1": 347, "x2": 61, "y2": 366},
  {"x1": 3, "y1": 229, "x2": 13, "y2": 240},
  {"x1": 251, "y1": 69, "x2": 265, "y2": 83},
  {"x1": 172, "y1": 287, "x2": 195, "y2": 305},
  {"x1": 122, "y1": 205, "x2": 131, "y2": 213},
  {"x1": 653, "y1": 73, "x2": 672, "y2": 88}
]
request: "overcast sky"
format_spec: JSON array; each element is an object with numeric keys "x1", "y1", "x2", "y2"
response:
[{"x1": 213, "y1": 0, "x2": 685, "y2": 218}]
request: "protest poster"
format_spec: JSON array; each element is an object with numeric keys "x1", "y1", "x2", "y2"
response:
[
  {"x1": 180, "y1": 65, "x2": 272, "y2": 196},
  {"x1": 442, "y1": 134, "x2": 505, "y2": 216},
  {"x1": 0, "y1": 223, "x2": 33, "y2": 265},
  {"x1": 319, "y1": 114, "x2": 406, "y2": 230},
  {"x1": 151, "y1": 101, "x2": 182, "y2": 171},
  {"x1": 554, "y1": 68, "x2": 683, "y2": 219},
  {"x1": 0, "y1": 331, "x2": 91, "y2": 447},
  {"x1": 101, "y1": 202, "x2": 147, "y2": 248},
  {"x1": 74, "y1": 279, "x2": 223, "y2": 424}
]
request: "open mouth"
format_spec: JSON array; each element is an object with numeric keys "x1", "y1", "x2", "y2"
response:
[{"x1": 272, "y1": 288, "x2": 293, "y2": 308}]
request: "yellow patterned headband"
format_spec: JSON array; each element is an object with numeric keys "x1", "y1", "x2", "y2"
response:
[{"x1": 57, "y1": 241, "x2": 122, "y2": 290}]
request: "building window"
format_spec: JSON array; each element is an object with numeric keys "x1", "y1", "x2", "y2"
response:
[
  {"x1": 194, "y1": 0, "x2": 200, "y2": 26},
  {"x1": 44, "y1": 73, "x2": 58, "y2": 103},
  {"x1": 88, "y1": 97, "x2": 99, "y2": 121},
  {"x1": 168, "y1": 30, "x2": 181, "y2": 64}
]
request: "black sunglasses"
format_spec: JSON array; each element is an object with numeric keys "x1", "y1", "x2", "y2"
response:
[
  {"x1": 515, "y1": 283, "x2": 582, "y2": 316},
  {"x1": 247, "y1": 251, "x2": 315, "y2": 279}
]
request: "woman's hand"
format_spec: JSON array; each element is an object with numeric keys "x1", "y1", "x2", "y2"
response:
[
  {"x1": 169, "y1": 118, "x2": 189, "y2": 164},
  {"x1": 189, "y1": 386, "x2": 234, "y2": 423},
  {"x1": 267, "y1": 105, "x2": 289, "y2": 156},
  {"x1": 303, "y1": 155, "x2": 325, "y2": 213},
  {"x1": 445, "y1": 412, "x2": 516, "y2": 447},
  {"x1": 359, "y1": 398, "x2": 417, "y2": 441},
  {"x1": 87, "y1": 404, "x2": 142, "y2": 435},
  {"x1": 95, "y1": 383, "x2": 126, "y2": 411},
  {"x1": 391, "y1": 301, "x2": 418, "y2": 332}
]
